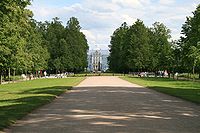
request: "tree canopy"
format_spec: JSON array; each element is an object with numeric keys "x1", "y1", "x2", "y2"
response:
[
  {"x1": 108, "y1": 20, "x2": 172, "y2": 73},
  {"x1": 108, "y1": 4, "x2": 200, "y2": 78},
  {"x1": 0, "y1": 1, "x2": 89, "y2": 83},
  {"x1": 45, "y1": 17, "x2": 89, "y2": 73},
  {"x1": 179, "y1": 4, "x2": 200, "y2": 77}
]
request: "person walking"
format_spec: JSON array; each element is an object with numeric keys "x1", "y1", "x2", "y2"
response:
[{"x1": 44, "y1": 71, "x2": 47, "y2": 78}]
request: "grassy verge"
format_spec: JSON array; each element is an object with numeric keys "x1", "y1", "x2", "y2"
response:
[
  {"x1": 0, "y1": 77, "x2": 84, "y2": 130},
  {"x1": 121, "y1": 76, "x2": 200, "y2": 104}
]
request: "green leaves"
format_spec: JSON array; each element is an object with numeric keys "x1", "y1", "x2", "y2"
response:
[
  {"x1": 109, "y1": 20, "x2": 172, "y2": 73},
  {"x1": 67, "y1": 17, "x2": 81, "y2": 31},
  {"x1": 0, "y1": 0, "x2": 30, "y2": 70},
  {"x1": 150, "y1": 22, "x2": 172, "y2": 71},
  {"x1": 43, "y1": 17, "x2": 88, "y2": 72},
  {"x1": 187, "y1": 43, "x2": 200, "y2": 65},
  {"x1": 0, "y1": 0, "x2": 88, "y2": 76},
  {"x1": 0, "y1": 1, "x2": 88, "y2": 85},
  {"x1": 179, "y1": 4, "x2": 200, "y2": 73}
]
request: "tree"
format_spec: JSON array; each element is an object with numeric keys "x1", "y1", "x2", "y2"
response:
[
  {"x1": 43, "y1": 17, "x2": 88, "y2": 73},
  {"x1": 0, "y1": 0, "x2": 32, "y2": 83},
  {"x1": 108, "y1": 20, "x2": 172, "y2": 75},
  {"x1": 27, "y1": 20, "x2": 50, "y2": 73},
  {"x1": 108, "y1": 22, "x2": 129, "y2": 73},
  {"x1": 187, "y1": 42, "x2": 200, "y2": 80},
  {"x1": 65, "y1": 17, "x2": 89, "y2": 72},
  {"x1": 180, "y1": 4, "x2": 200, "y2": 77},
  {"x1": 150, "y1": 22, "x2": 172, "y2": 75},
  {"x1": 45, "y1": 17, "x2": 65, "y2": 73},
  {"x1": 0, "y1": 1, "x2": 89, "y2": 84},
  {"x1": 127, "y1": 20, "x2": 151, "y2": 72}
]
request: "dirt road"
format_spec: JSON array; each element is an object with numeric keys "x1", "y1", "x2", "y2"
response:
[{"x1": 4, "y1": 76, "x2": 200, "y2": 133}]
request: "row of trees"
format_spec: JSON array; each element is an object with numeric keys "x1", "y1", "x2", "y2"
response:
[
  {"x1": 0, "y1": 0, "x2": 88, "y2": 83},
  {"x1": 108, "y1": 20, "x2": 172, "y2": 73},
  {"x1": 179, "y1": 4, "x2": 200, "y2": 78},
  {"x1": 108, "y1": 4, "x2": 200, "y2": 77},
  {"x1": 39, "y1": 17, "x2": 88, "y2": 73}
]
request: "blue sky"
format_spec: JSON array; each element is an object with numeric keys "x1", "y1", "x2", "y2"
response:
[{"x1": 29, "y1": 0, "x2": 200, "y2": 50}]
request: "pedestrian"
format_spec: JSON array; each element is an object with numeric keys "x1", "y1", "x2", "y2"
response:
[{"x1": 44, "y1": 71, "x2": 47, "y2": 78}]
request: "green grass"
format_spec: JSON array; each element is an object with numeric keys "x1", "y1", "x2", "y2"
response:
[
  {"x1": 0, "y1": 77, "x2": 84, "y2": 130},
  {"x1": 122, "y1": 76, "x2": 200, "y2": 104}
]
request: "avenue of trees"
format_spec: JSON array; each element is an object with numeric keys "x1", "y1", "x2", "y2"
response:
[
  {"x1": 0, "y1": 0, "x2": 88, "y2": 83},
  {"x1": 108, "y1": 4, "x2": 200, "y2": 77}
]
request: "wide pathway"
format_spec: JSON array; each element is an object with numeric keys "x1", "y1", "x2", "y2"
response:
[{"x1": 4, "y1": 76, "x2": 200, "y2": 133}]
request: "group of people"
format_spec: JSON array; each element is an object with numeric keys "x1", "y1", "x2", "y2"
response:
[
  {"x1": 21, "y1": 71, "x2": 48, "y2": 80},
  {"x1": 137, "y1": 71, "x2": 179, "y2": 78}
]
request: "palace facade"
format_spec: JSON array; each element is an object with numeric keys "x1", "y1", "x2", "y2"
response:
[{"x1": 87, "y1": 49, "x2": 109, "y2": 72}]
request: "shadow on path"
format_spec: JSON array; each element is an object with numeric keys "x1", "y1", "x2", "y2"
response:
[
  {"x1": 5, "y1": 86, "x2": 200, "y2": 133},
  {"x1": 0, "y1": 86, "x2": 71, "y2": 130}
]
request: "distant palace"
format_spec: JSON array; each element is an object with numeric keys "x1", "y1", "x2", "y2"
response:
[{"x1": 87, "y1": 48, "x2": 109, "y2": 72}]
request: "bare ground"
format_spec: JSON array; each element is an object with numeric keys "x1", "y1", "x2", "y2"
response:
[{"x1": 3, "y1": 76, "x2": 200, "y2": 133}]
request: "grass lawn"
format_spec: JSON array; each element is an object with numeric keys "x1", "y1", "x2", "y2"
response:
[
  {"x1": 0, "y1": 77, "x2": 84, "y2": 130},
  {"x1": 122, "y1": 76, "x2": 200, "y2": 104}
]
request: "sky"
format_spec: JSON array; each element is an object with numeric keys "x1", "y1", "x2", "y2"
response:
[{"x1": 29, "y1": 0, "x2": 200, "y2": 50}]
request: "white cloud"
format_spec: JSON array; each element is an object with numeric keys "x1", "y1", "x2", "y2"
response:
[
  {"x1": 112, "y1": 0, "x2": 142, "y2": 8},
  {"x1": 29, "y1": 0, "x2": 199, "y2": 50},
  {"x1": 159, "y1": 0, "x2": 175, "y2": 5},
  {"x1": 84, "y1": 0, "x2": 120, "y2": 12},
  {"x1": 121, "y1": 14, "x2": 137, "y2": 25},
  {"x1": 81, "y1": 30, "x2": 96, "y2": 44}
]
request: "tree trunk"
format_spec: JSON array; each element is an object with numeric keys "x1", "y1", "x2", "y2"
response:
[
  {"x1": 193, "y1": 66, "x2": 195, "y2": 81},
  {"x1": 0, "y1": 69, "x2": 2, "y2": 85},
  {"x1": 25, "y1": 70, "x2": 27, "y2": 80},
  {"x1": 36, "y1": 71, "x2": 38, "y2": 78},
  {"x1": 168, "y1": 70, "x2": 170, "y2": 78},
  {"x1": 3, "y1": 70, "x2": 6, "y2": 79},
  {"x1": 13, "y1": 69, "x2": 15, "y2": 83},
  {"x1": 8, "y1": 68, "x2": 11, "y2": 83}
]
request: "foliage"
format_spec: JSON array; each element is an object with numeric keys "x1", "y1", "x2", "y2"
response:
[
  {"x1": 41, "y1": 17, "x2": 89, "y2": 73},
  {"x1": 126, "y1": 20, "x2": 150, "y2": 71},
  {"x1": 0, "y1": 0, "x2": 32, "y2": 71},
  {"x1": 108, "y1": 20, "x2": 172, "y2": 73},
  {"x1": 0, "y1": 1, "x2": 89, "y2": 83},
  {"x1": 150, "y1": 22, "x2": 172, "y2": 71},
  {"x1": 179, "y1": 4, "x2": 200, "y2": 74},
  {"x1": 109, "y1": 4, "x2": 200, "y2": 77},
  {"x1": 187, "y1": 43, "x2": 200, "y2": 67},
  {"x1": 108, "y1": 22, "x2": 129, "y2": 72}
]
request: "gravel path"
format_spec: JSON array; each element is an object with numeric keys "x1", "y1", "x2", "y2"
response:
[{"x1": 4, "y1": 76, "x2": 200, "y2": 133}]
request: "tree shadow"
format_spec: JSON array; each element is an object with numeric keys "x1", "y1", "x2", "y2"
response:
[
  {"x1": 132, "y1": 77, "x2": 176, "y2": 82},
  {"x1": 17, "y1": 86, "x2": 72, "y2": 95},
  {"x1": 4, "y1": 86, "x2": 200, "y2": 133},
  {"x1": 0, "y1": 86, "x2": 72, "y2": 130},
  {"x1": 127, "y1": 77, "x2": 200, "y2": 104},
  {"x1": 149, "y1": 86, "x2": 200, "y2": 104}
]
